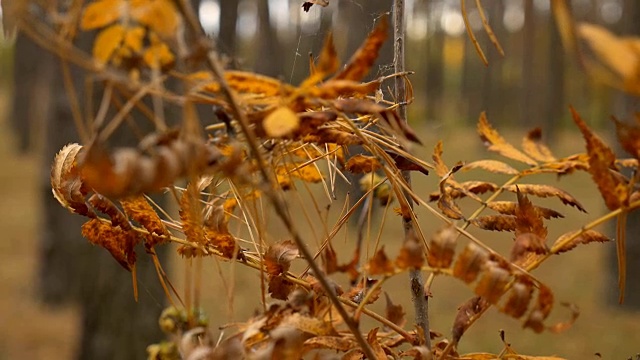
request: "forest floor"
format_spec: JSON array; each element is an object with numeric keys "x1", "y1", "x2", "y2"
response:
[{"x1": 1, "y1": 85, "x2": 640, "y2": 359}]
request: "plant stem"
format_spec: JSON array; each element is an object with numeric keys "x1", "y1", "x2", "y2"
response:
[{"x1": 393, "y1": 0, "x2": 431, "y2": 349}]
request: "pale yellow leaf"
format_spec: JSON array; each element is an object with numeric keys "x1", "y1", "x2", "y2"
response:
[{"x1": 263, "y1": 106, "x2": 300, "y2": 138}]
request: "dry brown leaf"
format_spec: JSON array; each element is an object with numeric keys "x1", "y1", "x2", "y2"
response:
[
  {"x1": 366, "y1": 328, "x2": 387, "y2": 360},
  {"x1": 385, "y1": 150, "x2": 430, "y2": 176},
  {"x1": 268, "y1": 275, "x2": 295, "y2": 300},
  {"x1": 81, "y1": 218, "x2": 138, "y2": 271},
  {"x1": 453, "y1": 243, "x2": 488, "y2": 283},
  {"x1": 474, "y1": 262, "x2": 510, "y2": 304},
  {"x1": 522, "y1": 128, "x2": 557, "y2": 162},
  {"x1": 265, "y1": 240, "x2": 299, "y2": 276},
  {"x1": 552, "y1": 230, "x2": 611, "y2": 254},
  {"x1": 504, "y1": 184, "x2": 586, "y2": 212},
  {"x1": 345, "y1": 154, "x2": 382, "y2": 174},
  {"x1": 477, "y1": 112, "x2": 537, "y2": 166},
  {"x1": 384, "y1": 293, "x2": 406, "y2": 328},
  {"x1": 345, "y1": 278, "x2": 381, "y2": 305},
  {"x1": 452, "y1": 296, "x2": 488, "y2": 344},
  {"x1": 471, "y1": 215, "x2": 517, "y2": 232},
  {"x1": 427, "y1": 225, "x2": 457, "y2": 268},
  {"x1": 547, "y1": 302, "x2": 580, "y2": 333},
  {"x1": 333, "y1": 15, "x2": 388, "y2": 81},
  {"x1": 438, "y1": 164, "x2": 464, "y2": 220},
  {"x1": 486, "y1": 201, "x2": 564, "y2": 220},
  {"x1": 367, "y1": 246, "x2": 395, "y2": 276},
  {"x1": 572, "y1": 107, "x2": 628, "y2": 211},
  {"x1": 463, "y1": 159, "x2": 519, "y2": 175}
]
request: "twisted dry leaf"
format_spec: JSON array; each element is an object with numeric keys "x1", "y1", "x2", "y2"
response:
[
  {"x1": 552, "y1": 230, "x2": 611, "y2": 254},
  {"x1": 522, "y1": 128, "x2": 557, "y2": 162},
  {"x1": 51, "y1": 143, "x2": 94, "y2": 217},
  {"x1": 121, "y1": 196, "x2": 169, "y2": 251},
  {"x1": 366, "y1": 246, "x2": 395, "y2": 276},
  {"x1": 265, "y1": 240, "x2": 299, "y2": 276},
  {"x1": 81, "y1": 218, "x2": 138, "y2": 271}
]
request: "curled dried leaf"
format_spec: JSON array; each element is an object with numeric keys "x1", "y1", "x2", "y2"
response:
[
  {"x1": 452, "y1": 296, "x2": 488, "y2": 345},
  {"x1": 395, "y1": 231, "x2": 424, "y2": 270},
  {"x1": 51, "y1": 143, "x2": 94, "y2": 217},
  {"x1": 511, "y1": 233, "x2": 548, "y2": 264},
  {"x1": 432, "y1": 140, "x2": 449, "y2": 177},
  {"x1": 265, "y1": 240, "x2": 299, "y2": 276},
  {"x1": 523, "y1": 285, "x2": 554, "y2": 333},
  {"x1": 263, "y1": 106, "x2": 300, "y2": 138},
  {"x1": 89, "y1": 194, "x2": 130, "y2": 230},
  {"x1": 367, "y1": 246, "x2": 395, "y2": 276},
  {"x1": 384, "y1": 292, "x2": 406, "y2": 328},
  {"x1": 268, "y1": 275, "x2": 295, "y2": 300}
]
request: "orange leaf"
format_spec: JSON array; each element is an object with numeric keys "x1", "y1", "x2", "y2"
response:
[
  {"x1": 522, "y1": 128, "x2": 556, "y2": 162},
  {"x1": 504, "y1": 184, "x2": 586, "y2": 212},
  {"x1": 365, "y1": 328, "x2": 387, "y2": 360},
  {"x1": 452, "y1": 297, "x2": 488, "y2": 344},
  {"x1": 395, "y1": 231, "x2": 424, "y2": 271},
  {"x1": 268, "y1": 275, "x2": 295, "y2": 300},
  {"x1": 477, "y1": 113, "x2": 537, "y2": 166},
  {"x1": 303, "y1": 336, "x2": 356, "y2": 353},
  {"x1": 265, "y1": 240, "x2": 299, "y2": 276},
  {"x1": 333, "y1": 15, "x2": 388, "y2": 81},
  {"x1": 511, "y1": 233, "x2": 548, "y2": 264},
  {"x1": 552, "y1": 230, "x2": 611, "y2": 254},
  {"x1": 463, "y1": 159, "x2": 519, "y2": 175},
  {"x1": 120, "y1": 196, "x2": 168, "y2": 251},
  {"x1": 523, "y1": 285, "x2": 554, "y2": 333},
  {"x1": 501, "y1": 279, "x2": 534, "y2": 319},
  {"x1": 571, "y1": 107, "x2": 628, "y2": 210},
  {"x1": 89, "y1": 194, "x2": 130, "y2": 230},
  {"x1": 93, "y1": 24, "x2": 126, "y2": 64},
  {"x1": 80, "y1": 0, "x2": 123, "y2": 30},
  {"x1": 143, "y1": 36, "x2": 175, "y2": 69}
]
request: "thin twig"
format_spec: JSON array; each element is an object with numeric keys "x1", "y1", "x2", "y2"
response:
[{"x1": 394, "y1": 0, "x2": 431, "y2": 350}]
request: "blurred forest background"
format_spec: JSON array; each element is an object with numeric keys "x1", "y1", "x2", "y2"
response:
[{"x1": 0, "y1": 0, "x2": 639, "y2": 359}]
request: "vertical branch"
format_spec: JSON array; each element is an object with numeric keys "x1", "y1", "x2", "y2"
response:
[{"x1": 393, "y1": 0, "x2": 431, "y2": 348}]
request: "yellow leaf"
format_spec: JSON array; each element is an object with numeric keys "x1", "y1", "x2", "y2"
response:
[
  {"x1": 93, "y1": 24, "x2": 126, "y2": 64},
  {"x1": 463, "y1": 159, "x2": 519, "y2": 175},
  {"x1": 143, "y1": 38, "x2": 175, "y2": 69},
  {"x1": 522, "y1": 128, "x2": 556, "y2": 162},
  {"x1": 80, "y1": 0, "x2": 123, "y2": 30},
  {"x1": 578, "y1": 23, "x2": 640, "y2": 81},
  {"x1": 263, "y1": 106, "x2": 300, "y2": 138},
  {"x1": 124, "y1": 26, "x2": 145, "y2": 53},
  {"x1": 131, "y1": 0, "x2": 179, "y2": 37}
]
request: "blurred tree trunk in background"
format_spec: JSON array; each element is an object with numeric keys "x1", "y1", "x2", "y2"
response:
[
  {"x1": 521, "y1": 0, "x2": 535, "y2": 127},
  {"x1": 219, "y1": 0, "x2": 239, "y2": 59},
  {"x1": 256, "y1": 1, "x2": 282, "y2": 77},
  {"x1": 607, "y1": 0, "x2": 640, "y2": 310},
  {"x1": 12, "y1": 12, "x2": 167, "y2": 360},
  {"x1": 425, "y1": 16, "x2": 444, "y2": 123},
  {"x1": 481, "y1": 1, "x2": 505, "y2": 124},
  {"x1": 545, "y1": 2, "x2": 565, "y2": 141}
]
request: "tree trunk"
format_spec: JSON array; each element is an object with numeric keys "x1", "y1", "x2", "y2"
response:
[
  {"x1": 425, "y1": 21, "x2": 444, "y2": 123},
  {"x1": 218, "y1": 0, "x2": 239, "y2": 58},
  {"x1": 520, "y1": 0, "x2": 535, "y2": 127},
  {"x1": 546, "y1": 1, "x2": 565, "y2": 141},
  {"x1": 255, "y1": 1, "x2": 282, "y2": 77}
]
